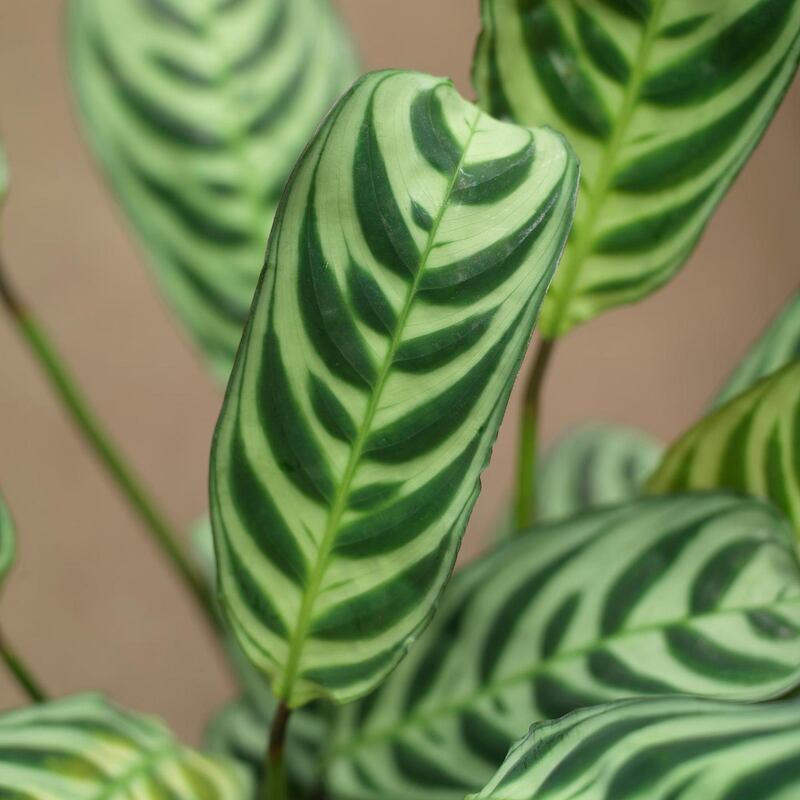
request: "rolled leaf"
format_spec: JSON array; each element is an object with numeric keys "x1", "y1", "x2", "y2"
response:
[
  {"x1": 328, "y1": 493, "x2": 800, "y2": 800},
  {"x1": 68, "y1": 0, "x2": 359, "y2": 380},
  {"x1": 537, "y1": 423, "x2": 662, "y2": 522},
  {"x1": 0, "y1": 494, "x2": 15, "y2": 591},
  {"x1": 649, "y1": 361, "x2": 800, "y2": 534},
  {"x1": 210, "y1": 69, "x2": 579, "y2": 707},
  {"x1": 473, "y1": 0, "x2": 800, "y2": 336},
  {"x1": 0, "y1": 693, "x2": 249, "y2": 798},
  {"x1": 714, "y1": 290, "x2": 800, "y2": 408},
  {"x1": 471, "y1": 696, "x2": 800, "y2": 800}
]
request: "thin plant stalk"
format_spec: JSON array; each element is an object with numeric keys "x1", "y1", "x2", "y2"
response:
[
  {"x1": 261, "y1": 701, "x2": 291, "y2": 800},
  {"x1": 0, "y1": 256, "x2": 218, "y2": 632},
  {"x1": 0, "y1": 628, "x2": 47, "y2": 703},
  {"x1": 515, "y1": 337, "x2": 556, "y2": 531}
]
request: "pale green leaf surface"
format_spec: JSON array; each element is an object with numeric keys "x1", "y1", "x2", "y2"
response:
[
  {"x1": 68, "y1": 0, "x2": 358, "y2": 380},
  {"x1": 649, "y1": 360, "x2": 800, "y2": 534},
  {"x1": 210, "y1": 69, "x2": 579, "y2": 707},
  {"x1": 714, "y1": 290, "x2": 800, "y2": 408},
  {"x1": 0, "y1": 494, "x2": 16, "y2": 591},
  {"x1": 328, "y1": 493, "x2": 800, "y2": 800},
  {"x1": 0, "y1": 693, "x2": 249, "y2": 799},
  {"x1": 474, "y1": 0, "x2": 800, "y2": 336},
  {"x1": 470, "y1": 696, "x2": 800, "y2": 800}
]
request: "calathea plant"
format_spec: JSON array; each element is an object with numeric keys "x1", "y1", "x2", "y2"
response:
[{"x1": 0, "y1": 1, "x2": 798, "y2": 799}]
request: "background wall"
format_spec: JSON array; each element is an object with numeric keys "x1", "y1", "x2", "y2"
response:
[{"x1": 0, "y1": 1, "x2": 797, "y2": 741}]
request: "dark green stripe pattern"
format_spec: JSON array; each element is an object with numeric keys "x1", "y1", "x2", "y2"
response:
[
  {"x1": 471, "y1": 696, "x2": 800, "y2": 800},
  {"x1": 537, "y1": 424, "x2": 662, "y2": 522},
  {"x1": 210, "y1": 69, "x2": 579, "y2": 707},
  {"x1": 713, "y1": 290, "x2": 800, "y2": 408},
  {"x1": 327, "y1": 493, "x2": 800, "y2": 800},
  {"x1": 68, "y1": 0, "x2": 358, "y2": 380},
  {"x1": 473, "y1": 0, "x2": 800, "y2": 337},
  {"x1": 0, "y1": 694, "x2": 249, "y2": 798},
  {"x1": 0, "y1": 495, "x2": 15, "y2": 591},
  {"x1": 649, "y1": 360, "x2": 800, "y2": 535}
]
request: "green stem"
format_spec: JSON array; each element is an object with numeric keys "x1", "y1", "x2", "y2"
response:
[
  {"x1": 0, "y1": 256, "x2": 218, "y2": 633},
  {"x1": 515, "y1": 337, "x2": 556, "y2": 531},
  {"x1": 261, "y1": 701, "x2": 291, "y2": 800},
  {"x1": 0, "y1": 628, "x2": 47, "y2": 703}
]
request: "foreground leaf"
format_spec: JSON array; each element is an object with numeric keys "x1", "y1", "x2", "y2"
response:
[
  {"x1": 210, "y1": 69, "x2": 579, "y2": 706},
  {"x1": 328, "y1": 493, "x2": 800, "y2": 799},
  {"x1": 0, "y1": 694, "x2": 249, "y2": 798},
  {"x1": 649, "y1": 361, "x2": 800, "y2": 534},
  {"x1": 714, "y1": 290, "x2": 800, "y2": 408},
  {"x1": 474, "y1": 0, "x2": 800, "y2": 336},
  {"x1": 537, "y1": 424, "x2": 662, "y2": 522},
  {"x1": 68, "y1": 0, "x2": 359, "y2": 380},
  {"x1": 0, "y1": 495, "x2": 14, "y2": 590},
  {"x1": 471, "y1": 696, "x2": 800, "y2": 800}
]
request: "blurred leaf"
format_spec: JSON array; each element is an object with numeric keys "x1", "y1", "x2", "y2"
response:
[{"x1": 0, "y1": 494, "x2": 15, "y2": 592}]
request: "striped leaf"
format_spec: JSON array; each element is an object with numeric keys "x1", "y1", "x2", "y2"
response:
[
  {"x1": 68, "y1": 0, "x2": 358, "y2": 380},
  {"x1": 471, "y1": 696, "x2": 800, "y2": 800},
  {"x1": 328, "y1": 493, "x2": 800, "y2": 800},
  {"x1": 649, "y1": 361, "x2": 800, "y2": 534},
  {"x1": 0, "y1": 693, "x2": 250, "y2": 798},
  {"x1": 0, "y1": 494, "x2": 15, "y2": 592},
  {"x1": 210, "y1": 69, "x2": 579, "y2": 707},
  {"x1": 473, "y1": 0, "x2": 800, "y2": 336},
  {"x1": 714, "y1": 290, "x2": 800, "y2": 408},
  {"x1": 537, "y1": 423, "x2": 662, "y2": 522}
]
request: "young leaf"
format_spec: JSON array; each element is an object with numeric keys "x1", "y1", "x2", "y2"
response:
[
  {"x1": 473, "y1": 1, "x2": 800, "y2": 336},
  {"x1": 0, "y1": 694, "x2": 250, "y2": 798},
  {"x1": 649, "y1": 361, "x2": 800, "y2": 534},
  {"x1": 470, "y1": 696, "x2": 800, "y2": 800},
  {"x1": 210, "y1": 69, "x2": 580, "y2": 707},
  {"x1": 68, "y1": 0, "x2": 359, "y2": 380},
  {"x1": 328, "y1": 493, "x2": 800, "y2": 800},
  {"x1": 0, "y1": 494, "x2": 15, "y2": 592},
  {"x1": 537, "y1": 424, "x2": 662, "y2": 522},
  {"x1": 713, "y1": 290, "x2": 800, "y2": 408}
]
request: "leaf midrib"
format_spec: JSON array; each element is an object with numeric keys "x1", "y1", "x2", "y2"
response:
[
  {"x1": 279, "y1": 97, "x2": 483, "y2": 703},
  {"x1": 330, "y1": 594, "x2": 800, "y2": 757},
  {"x1": 545, "y1": 0, "x2": 667, "y2": 336},
  {"x1": 93, "y1": 743, "x2": 182, "y2": 799}
]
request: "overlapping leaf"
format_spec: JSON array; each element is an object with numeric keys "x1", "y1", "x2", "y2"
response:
[
  {"x1": 714, "y1": 290, "x2": 800, "y2": 408},
  {"x1": 0, "y1": 494, "x2": 15, "y2": 592},
  {"x1": 0, "y1": 693, "x2": 249, "y2": 798},
  {"x1": 649, "y1": 361, "x2": 800, "y2": 533},
  {"x1": 474, "y1": 0, "x2": 800, "y2": 336},
  {"x1": 68, "y1": 0, "x2": 359, "y2": 380},
  {"x1": 210, "y1": 69, "x2": 579, "y2": 707},
  {"x1": 537, "y1": 423, "x2": 662, "y2": 522},
  {"x1": 471, "y1": 696, "x2": 800, "y2": 800},
  {"x1": 328, "y1": 493, "x2": 800, "y2": 800}
]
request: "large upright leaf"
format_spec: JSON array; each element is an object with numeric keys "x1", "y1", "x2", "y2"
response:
[
  {"x1": 474, "y1": 1, "x2": 800, "y2": 336},
  {"x1": 537, "y1": 423, "x2": 662, "y2": 522},
  {"x1": 68, "y1": 0, "x2": 358, "y2": 380},
  {"x1": 210, "y1": 69, "x2": 579, "y2": 707},
  {"x1": 0, "y1": 494, "x2": 15, "y2": 592},
  {"x1": 714, "y1": 290, "x2": 800, "y2": 408},
  {"x1": 328, "y1": 493, "x2": 800, "y2": 800},
  {"x1": 0, "y1": 693, "x2": 249, "y2": 798},
  {"x1": 649, "y1": 361, "x2": 800, "y2": 534}
]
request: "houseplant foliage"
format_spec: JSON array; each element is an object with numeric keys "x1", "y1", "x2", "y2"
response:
[
  {"x1": 68, "y1": 0, "x2": 358, "y2": 380},
  {"x1": 0, "y1": 2, "x2": 798, "y2": 800}
]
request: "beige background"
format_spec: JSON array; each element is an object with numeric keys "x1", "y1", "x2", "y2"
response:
[{"x1": 0, "y1": 1, "x2": 797, "y2": 742}]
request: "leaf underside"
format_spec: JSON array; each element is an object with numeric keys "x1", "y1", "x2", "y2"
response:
[
  {"x1": 649, "y1": 360, "x2": 800, "y2": 535},
  {"x1": 471, "y1": 696, "x2": 800, "y2": 800},
  {"x1": 328, "y1": 493, "x2": 800, "y2": 800},
  {"x1": 474, "y1": 0, "x2": 800, "y2": 336},
  {"x1": 68, "y1": 0, "x2": 358, "y2": 380},
  {"x1": 0, "y1": 694, "x2": 248, "y2": 799},
  {"x1": 210, "y1": 69, "x2": 579, "y2": 707}
]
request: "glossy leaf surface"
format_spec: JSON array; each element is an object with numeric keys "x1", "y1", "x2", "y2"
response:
[
  {"x1": 0, "y1": 694, "x2": 249, "y2": 798},
  {"x1": 210, "y1": 69, "x2": 579, "y2": 707},
  {"x1": 329, "y1": 493, "x2": 800, "y2": 800},
  {"x1": 68, "y1": 0, "x2": 359, "y2": 379},
  {"x1": 474, "y1": 0, "x2": 800, "y2": 336},
  {"x1": 650, "y1": 361, "x2": 800, "y2": 533},
  {"x1": 471, "y1": 696, "x2": 800, "y2": 800}
]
